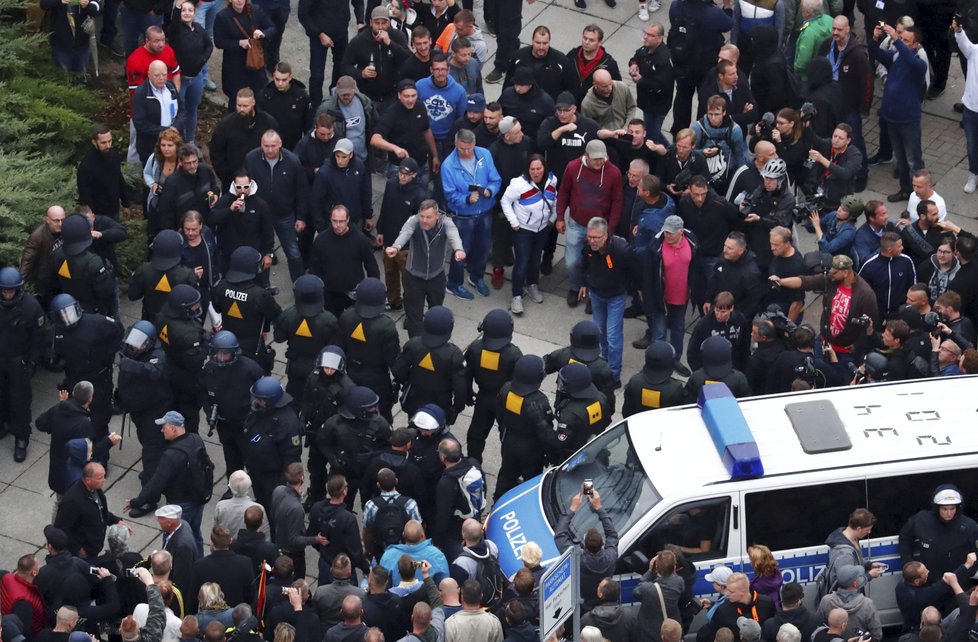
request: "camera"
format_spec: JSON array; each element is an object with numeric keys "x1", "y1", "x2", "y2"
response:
[
  {"x1": 923, "y1": 310, "x2": 941, "y2": 336},
  {"x1": 790, "y1": 188, "x2": 826, "y2": 223},
  {"x1": 799, "y1": 102, "x2": 816, "y2": 123},
  {"x1": 758, "y1": 305, "x2": 797, "y2": 342},
  {"x1": 850, "y1": 314, "x2": 871, "y2": 328},
  {"x1": 412, "y1": 560, "x2": 425, "y2": 569},
  {"x1": 733, "y1": 191, "x2": 753, "y2": 212},
  {"x1": 673, "y1": 168, "x2": 693, "y2": 192},
  {"x1": 126, "y1": 568, "x2": 140, "y2": 578},
  {"x1": 281, "y1": 587, "x2": 292, "y2": 596},
  {"x1": 582, "y1": 479, "x2": 594, "y2": 496},
  {"x1": 619, "y1": 133, "x2": 634, "y2": 144},
  {"x1": 757, "y1": 111, "x2": 776, "y2": 136}
]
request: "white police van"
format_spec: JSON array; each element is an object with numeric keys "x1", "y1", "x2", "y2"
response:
[{"x1": 486, "y1": 377, "x2": 978, "y2": 627}]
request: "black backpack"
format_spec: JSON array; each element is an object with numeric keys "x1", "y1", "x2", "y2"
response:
[
  {"x1": 668, "y1": 2, "x2": 700, "y2": 78},
  {"x1": 370, "y1": 494, "x2": 411, "y2": 554},
  {"x1": 175, "y1": 436, "x2": 216, "y2": 503},
  {"x1": 459, "y1": 547, "x2": 508, "y2": 609}
]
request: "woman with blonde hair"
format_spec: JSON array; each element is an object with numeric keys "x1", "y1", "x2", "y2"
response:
[{"x1": 195, "y1": 582, "x2": 233, "y2": 629}]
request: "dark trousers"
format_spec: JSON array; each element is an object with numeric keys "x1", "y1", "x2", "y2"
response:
[
  {"x1": 169, "y1": 372, "x2": 202, "y2": 433},
  {"x1": 308, "y1": 446, "x2": 329, "y2": 504},
  {"x1": 489, "y1": 210, "x2": 514, "y2": 269},
  {"x1": 887, "y1": 117, "x2": 923, "y2": 193},
  {"x1": 285, "y1": 549, "x2": 306, "y2": 580},
  {"x1": 671, "y1": 75, "x2": 704, "y2": 136},
  {"x1": 0, "y1": 358, "x2": 32, "y2": 440},
  {"x1": 308, "y1": 36, "x2": 348, "y2": 108},
  {"x1": 875, "y1": 114, "x2": 892, "y2": 159},
  {"x1": 261, "y1": 5, "x2": 290, "y2": 72},
  {"x1": 324, "y1": 290, "x2": 354, "y2": 319},
  {"x1": 919, "y1": 9, "x2": 955, "y2": 91},
  {"x1": 132, "y1": 407, "x2": 168, "y2": 485},
  {"x1": 491, "y1": 0, "x2": 521, "y2": 71},
  {"x1": 494, "y1": 436, "x2": 545, "y2": 501},
  {"x1": 466, "y1": 392, "x2": 497, "y2": 464},
  {"x1": 100, "y1": 0, "x2": 119, "y2": 45},
  {"x1": 404, "y1": 271, "x2": 446, "y2": 337},
  {"x1": 217, "y1": 420, "x2": 247, "y2": 480}
]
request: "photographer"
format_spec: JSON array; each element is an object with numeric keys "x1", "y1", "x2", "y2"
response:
[
  {"x1": 554, "y1": 486, "x2": 619, "y2": 613},
  {"x1": 769, "y1": 324, "x2": 841, "y2": 393},
  {"x1": 740, "y1": 159, "x2": 795, "y2": 270},
  {"x1": 811, "y1": 196, "x2": 862, "y2": 258},
  {"x1": 763, "y1": 107, "x2": 815, "y2": 189},
  {"x1": 864, "y1": 318, "x2": 927, "y2": 381},
  {"x1": 651, "y1": 129, "x2": 709, "y2": 199},
  {"x1": 745, "y1": 317, "x2": 786, "y2": 393},
  {"x1": 935, "y1": 291, "x2": 977, "y2": 345},
  {"x1": 806, "y1": 123, "x2": 863, "y2": 211}
]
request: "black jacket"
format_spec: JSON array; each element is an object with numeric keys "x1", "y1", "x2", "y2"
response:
[
  {"x1": 132, "y1": 80, "x2": 186, "y2": 164},
  {"x1": 566, "y1": 45, "x2": 623, "y2": 103},
  {"x1": 166, "y1": 16, "x2": 213, "y2": 78},
  {"x1": 761, "y1": 606, "x2": 819, "y2": 642},
  {"x1": 676, "y1": 189, "x2": 741, "y2": 257},
  {"x1": 156, "y1": 165, "x2": 220, "y2": 231},
  {"x1": 209, "y1": 110, "x2": 281, "y2": 187},
  {"x1": 309, "y1": 155, "x2": 373, "y2": 229},
  {"x1": 630, "y1": 43, "x2": 675, "y2": 115},
  {"x1": 208, "y1": 189, "x2": 276, "y2": 259},
  {"x1": 131, "y1": 432, "x2": 207, "y2": 507},
  {"x1": 432, "y1": 458, "x2": 483, "y2": 549},
  {"x1": 244, "y1": 147, "x2": 311, "y2": 221},
  {"x1": 583, "y1": 235, "x2": 637, "y2": 298},
  {"x1": 293, "y1": 130, "x2": 337, "y2": 181},
  {"x1": 697, "y1": 74, "x2": 757, "y2": 130},
  {"x1": 377, "y1": 174, "x2": 427, "y2": 245},
  {"x1": 705, "y1": 250, "x2": 766, "y2": 320},
  {"x1": 257, "y1": 79, "x2": 312, "y2": 150},
  {"x1": 817, "y1": 37, "x2": 873, "y2": 116},
  {"x1": 231, "y1": 529, "x2": 280, "y2": 576},
  {"x1": 339, "y1": 28, "x2": 411, "y2": 100},
  {"x1": 297, "y1": 0, "x2": 363, "y2": 40},
  {"x1": 188, "y1": 549, "x2": 255, "y2": 613},
  {"x1": 499, "y1": 85, "x2": 555, "y2": 141},
  {"x1": 504, "y1": 46, "x2": 576, "y2": 101},
  {"x1": 749, "y1": 25, "x2": 800, "y2": 114},
  {"x1": 308, "y1": 228, "x2": 380, "y2": 293},
  {"x1": 36, "y1": 399, "x2": 112, "y2": 494},
  {"x1": 42, "y1": 0, "x2": 99, "y2": 51},
  {"x1": 76, "y1": 148, "x2": 131, "y2": 220},
  {"x1": 307, "y1": 501, "x2": 369, "y2": 573},
  {"x1": 803, "y1": 57, "x2": 842, "y2": 138},
  {"x1": 54, "y1": 481, "x2": 121, "y2": 557}
]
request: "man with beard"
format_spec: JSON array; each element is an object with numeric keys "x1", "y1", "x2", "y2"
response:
[
  {"x1": 209, "y1": 88, "x2": 280, "y2": 188},
  {"x1": 76, "y1": 125, "x2": 132, "y2": 221}
]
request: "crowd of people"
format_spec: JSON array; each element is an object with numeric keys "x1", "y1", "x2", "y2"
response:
[{"x1": 13, "y1": 0, "x2": 978, "y2": 639}]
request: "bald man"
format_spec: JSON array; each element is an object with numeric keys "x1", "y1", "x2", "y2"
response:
[
  {"x1": 727, "y1": 140, "x2": 778, "y2": 200},
  {"x1": 581, "y1": 69, "x2": 638, "y2": 133},
  {"x1": 379, "y1": 520, "x2": 451, "y2": 584},
  {"x1": 132, "y1": 59, "x2": 184, "y2": 164}
]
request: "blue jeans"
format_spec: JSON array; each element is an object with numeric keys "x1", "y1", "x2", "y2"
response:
[
  {"x1": 511, "y1": 227, "x2": 549, "y2": 296},
  {"x1": 176, "y1": 501, "x2": 205, "y2": 556},
  {"x1": 962, "y1": 107, "x2": 978, "y2": 175},
  {"x1": 650, "y1": 302, "x2": 687, "y2": 361},
  {"x1": 589, "y1": 292, "x2": 626, "y2": 379},
  {"x1": 448, "y1": 213, "x2": 492, "y2": 289},
  {"x1": 886, "y1": 117, "x2": 923, "y2": 192},
  {"x1": 178, "y1": 74, "x2": 204, "y2": 142},
  {"x1": 272, "y1": 215, "x2": 306, "y2": 284},
  {"x1": 53, "y1": 46, "x2": 89, "y2": 73},
  {"x1": 121, "y1": 7, "x2": 162, "y2": 58},
  {"x1": 563, "y1": 217, "x2": 586, "y2": 291},
  {"x1": 193, "y1": 0, "x2": 220, "y2": 85},
  {"x1": 643, "y1": 112, "x2": 670, "y2": 146}
]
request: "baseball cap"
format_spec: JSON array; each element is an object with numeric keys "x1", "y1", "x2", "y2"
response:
[
  {"x1": 335, "y1": 76, "x2": 357, "y2": 96},
  {"x1": 397, "y1": 78, "x2": 417, "y2": 92},
  {"x1": 399, "y1": 157, "x2": 419, "y2": 174},
  {"x1": 155, "y1": 504, "x2": 183, "y2": 519},
  {"x1": 705, "y1": 565, "x2": 733, "y2": 586},
  {"x1": 661, "y1": 215, "x2": 684, "y2": 234},
  {"x1": 334, "y1": 138, "x2": 354, "y2": 155},
  {"x1": 555, "y1": 91, "x2": 575, "y2": 108},
  {"x1": 831, "y1": 255, "x2": 854, "y2": 270},
  {"x1": 498, "y1": 116, "x2": 518, "y2": 136},
  {"x1": 585, "y1": 139, "x2": 607, "y2": 159},
  {"x1": 370, "y1": 5, "x2": 389, "y2": 19},
  {"x1": 155, "y1": 410, "x2": 185, "y2": 427},
  {"x1": 466, "y1": 93, "x2": 486, "y2": 112}
]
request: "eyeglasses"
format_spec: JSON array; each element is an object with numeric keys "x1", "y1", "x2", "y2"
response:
[{"x1": 586, "y1": 234, "x2": 607, "y2": 241}]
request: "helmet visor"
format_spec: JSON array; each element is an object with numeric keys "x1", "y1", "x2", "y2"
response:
[{"x1": 56, "y1": 302, "x2": 82, "y2": 327}]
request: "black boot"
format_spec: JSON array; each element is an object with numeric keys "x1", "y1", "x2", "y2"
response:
[{"x1": 13, "y1": 438, "x2": 27, "y2": 463}]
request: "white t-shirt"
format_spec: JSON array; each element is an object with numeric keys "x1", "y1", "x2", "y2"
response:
[
  {"x1": 133, "y1": 604, "x2": 182, "y2": 642},
  {"x1": 907, "y1": 190, "x2": 947, "y2": 222}
]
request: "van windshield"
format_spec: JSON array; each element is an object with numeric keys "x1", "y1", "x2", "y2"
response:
[{"x1": 544, "y1": 421, "x2": 662, "y2": 542}]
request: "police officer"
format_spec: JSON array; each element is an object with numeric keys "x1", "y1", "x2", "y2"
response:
[
  {"x1": 318, "y1": 386, "x2": 392, "y2": 510},
  {"x1": 494, "y1": 355, "x2": 553, "y2": 501},
  {"x1": 47, "y1": 213, "x2": 118, "y2": 317},
  {"x1": 157, "y1": 284, "x2": 209, "y2": 433},
  {"x1": 462, "y1": 309, "x2": 523, "y2": 464},
  {"x1": 338, "y1": 278, "x2": 400, "y2": 423},
  {"x1": 50, "y1": 293, "x2": 123, "y2": 449},
  {"x1": 242, "y1": 376, "x2": 303, "y2": 511},
  {"x1": 899, "y1": 485, "x2": 978, "y2": 583},
  {"x1": 300, "y1": 346, "x2": 354, "y2": 505},
  {"x1": 392, "y1": 306, "x2": 466, "y2": 424},
  {"x1": 212, "y1": 246, "x2": 283, "y2": 372},
  {"x1": 116, "y1": 320, "x2": 171, "y2": 487},
  {"x1": 0, "y1": 268, "x2": 45, "y2": 462},
  {"x1": 553, "y1": 363, "x2": 611, "y2": 463},
  {"x1": 273, "y1": 274, "x2": 338, "y2": 406},
  {"x1": 128, "y1": 230, "x2": 199, "y2": 322},
  {"x1": 201, "y1": 331, "x2": 264, "y2": 492},
  {"x1": 544, "y1": 320, "x2": 618, "y2": 415},
  {"x1": 684, "y1": 335, "x2": 753, "y2": 401},
  {"x1": 622, "y1": 342, "x2": 685, "y2": 418},
  {"x1": 409, "y1": 404, "x2": 459, "y2": 521}
]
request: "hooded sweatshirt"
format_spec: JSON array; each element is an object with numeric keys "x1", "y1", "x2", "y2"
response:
[
  {"x1": 816, "y1": 590, "x2": 882, "y2": 642},
  {"x1": 556, "y1": 155, "x2": 624, "y2": 231},
  {"x1": 804, "y1": 57, "x2": 843, "y2": 137}
]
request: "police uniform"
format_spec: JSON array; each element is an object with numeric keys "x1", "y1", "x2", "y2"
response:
[
  {"x1": 552, "y1": 363, "x2": 611, "y2": 463},
  {"x1": 899, "y1": 485, "x2": 978, "y2": 582},
  {"x1": 462, "y1": 309, "x2": 522, "y2": 463},
  {"x1": 212, "y1": 247, "x2": 283, "y2": 369},
  {"x1": 0, "y1": 269, "x2": 45, "y2": 459},
  {"x1": 338, "y1": 279, "x2": 400, "y2": 423},
  {"x1": 157, "y1": 285, "x2": 209, "y2": 433},
  {"x1": 202, "y1": 346, "x2": 264, "y2": 483},
  {"x1": 392, "y1": 306, "x2": 466, "y2": 423},
  {"x1": 129, "y1": 262, "x2": 199, "y2": 322},
  {"x1": 273, "y1": 275, "x2": 338, "y2": 405},
  {"x1": 622, "y1": 343, "x2": 686, "y2": 418},
  {"x1": 300, "y1": 363, "x2": 354, "y2": 504},
  {"x1": 544, "y1": 321, "x2": 618, "y2": 415},
  {"x1": 494, "y1": 355, "x2": 553, "y2": 502},
  {"x1": 49, "y1": 214, "x2": 118, "y2": 317},
  {"x1": 683, "y1": 335, "x2": 753, "y2": 402},
  {"x1": 242, "y1": 378, "x2": 303, "y2": 511}
]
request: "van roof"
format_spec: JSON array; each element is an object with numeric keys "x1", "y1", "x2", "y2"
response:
[{"x1": 631, "y1": 377, "x2": 978, "y2": 496}]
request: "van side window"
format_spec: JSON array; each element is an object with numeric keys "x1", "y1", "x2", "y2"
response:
[
  {"x1": 629, "y1": 498, "x2": 731, "y2": 564},
  {"x1": 746, "y1": 481, "x2": 865, "y2": 551},
  {"x1": 868, "y1": 468, "x2": 978, "y2": 538}
]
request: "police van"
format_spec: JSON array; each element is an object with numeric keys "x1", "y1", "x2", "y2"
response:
[{"x1": 485, "y1": 377, "x2": 978, "y2": 627}]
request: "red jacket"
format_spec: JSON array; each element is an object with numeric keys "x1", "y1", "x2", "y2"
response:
[
  {"x1": 1, "y1": 572, "x2": 46, "y2": 636},
  {"x1": 556, "y1": 156, "x2": 623, "y2": 232}
]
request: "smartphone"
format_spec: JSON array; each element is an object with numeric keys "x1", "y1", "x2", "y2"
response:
[
  {"x1": 412, "y1": 560, "x2": 424, "y2": 569},
  {"x1": 89, "y1": 567, "x2": 100, "y2": 576},
  {"x1": 126, "y1": 568, "x2": 139, "y2": 577},
  {"x1": 281, "y1": 587, "x2": 291, "y2": 596},
  {"x1": 468, "y1": 184, "x2": 481, "y2": 192},
  {"x1": 582, "y1": 479, "x2": 593, "y2": 496},
  {"x1": 619, "y1": 133, "x2": 634, "y2": 143},
  {"x1": 875, "y1": 563, "x2": 888, "y2": 573}
]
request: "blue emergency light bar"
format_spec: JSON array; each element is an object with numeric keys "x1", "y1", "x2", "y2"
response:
[{"x1": 697, "y1": 383, "x2": 764, "y2": 479}]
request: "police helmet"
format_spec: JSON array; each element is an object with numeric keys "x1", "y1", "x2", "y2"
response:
[
  {"x1": 422, "y1": 306, "x2": 454, "y2": 349},
  {"x1": 339, "y1": 386, "x2": 380, "y2": 421},
  {"x1": 760, "y1": 158, "x2": 788, "y2": 180},
  {"x1": 933, "y1": 484, "x2": 963, "y2": 506},
  {"x1": 250, "y1": 376, "x2": 286, "y2": 412},
  {"x1": 701, "y1": 335, "x2": 733, "y2": 379},
  {"x1": 0, "y1": 267, "x2": 25, "y2": 307},
  {"x1": 863, "y1": 351, "x2": 888, "y2": 378},
  {"x1": 293, "y1": 275, "x2": 325, "y2": 317},
  {"x1": 511, "y1": 355, "x2": 545, "y2": 395},
  {"x1": 479, "y1": 309, "x2": 513, "y2": 351},
  {"x1": 123, "y1": 320, "x2": 156, "y2": 359},
  {"x1": 50, "y1": 293, "x2": 83, "y2": 328},
  {"x1": 209, "y1": 330, "x2": 241, "y2": 365},
  {"x1": 150, "y1": 230, "x2": 184, "y2": 271},
  {"x1": 569, "y1": 320, "x2": 601, "y2": 362},
  {"x1": 61, "y1": 214, "x2": 93, "y2": 256},
  {"x1": 226, "y1": 246, "x2": 262, "y2": 284},
  {"x1": 411, "y1": 403, "x2": 447, "y2": 433},
  {"x1": 557, "y1": 362, "x2": 598, "y2": 400},
  {"x1": 316, "y1": 345, "x2": 346, "y2": 373},
  {"x1": 355, "y1": 278, "x2": 387, "y2": 319},
  {"x1": 644, "y1": 342, "x2": 676, "y2": 385},
  {"x1": 165, "y1": 284, "x2": 203, "y2": 319}
]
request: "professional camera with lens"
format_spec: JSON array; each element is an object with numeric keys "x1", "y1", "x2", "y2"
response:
[
  {"x1": 849, "y1": 314, "x2": 871, "y2": 328},
  {"x1": 923, "y1": 310, "x2": 942, "y2": 336},
  {"x1": 757, "y1": 305, "x2": 797, "y2": 342},
  {"x1": 733, "y1": 191, "x2": 753, "y2": 214},
  {"x1": 790, "y1": 188, "x2": 826, "y2": 223},
  {"x1": 674, "y1": 168, "x2": 693, "y2": 192}
]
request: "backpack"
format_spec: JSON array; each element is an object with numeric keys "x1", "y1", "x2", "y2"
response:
[
  {"x1": 454, "y1": 464, "x2": 486, "y2": 520},
  {"x1": 370, "y1": 494, "x2": 411, "y2": 554},
  {"x1": 459, "y1": 547, "x2": 508, "y2": 608},
  {"x1": 175, "y1": 436, "x2": 216, "y2": 503},
  {"x1": 813, "y1": 565, "x2": 835, "y2": 603},
  {"x1": 668, "y1": 2, "x2": 700, "y2": 78}
]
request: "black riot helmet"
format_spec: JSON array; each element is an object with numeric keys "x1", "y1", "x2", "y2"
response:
[
  {"x1": 339, "y1": 386, "x2": 380, "y2": 421},
  {"x1": 165, "y1": 284, "x2": 203, "y2": 320},
  {"x1": 122, "y1": 320, "x2": 157, "y2": 359},
  {"x1": 479, "y1": 309, "x2": 514, "y2": 351}
]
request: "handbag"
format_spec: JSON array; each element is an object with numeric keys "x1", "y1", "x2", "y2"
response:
[{"x1": 232, "y1": 14, "x2": 264, "y2": 71}]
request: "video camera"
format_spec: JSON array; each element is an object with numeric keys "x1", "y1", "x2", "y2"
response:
[
  {"x1": 790, "y1": 187, "x2": 826, "y2": 223},
  {"x1": 757, "y1": 304, "x2": 797, "y2": 342},
  {"x1": 757, "y1": 111, "x2": 776, "y2": 137}
]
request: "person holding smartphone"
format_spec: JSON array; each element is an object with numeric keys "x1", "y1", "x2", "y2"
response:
[{"x1": 554, "y1": 484, "x2": 619, "y2": 613}]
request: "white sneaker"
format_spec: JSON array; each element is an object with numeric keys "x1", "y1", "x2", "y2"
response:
[
  {"x1": 966, "y1": 174, "x2": 978, "y2": 194},
  {"x1": 648, "y1": 0, "x2": 660, "y2": 11},
  {"x1": 525, "y1": 284, "x2": 544, "y2": 304},
  {"x1": 638, "y1": 2, "x2": 649, "y2": 20},
  {"x1": 510, "y1": 295, "x2": 524, "y2": 315}
]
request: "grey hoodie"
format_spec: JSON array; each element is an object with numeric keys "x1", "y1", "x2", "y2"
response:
[{"x1": 816, "y1": 590, "x2": 882, "y2": 642}]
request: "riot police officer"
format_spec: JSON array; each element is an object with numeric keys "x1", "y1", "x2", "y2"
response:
[
  {"x1": 212, "y1": 246, "x2": 282, "y2": 372},
  {"x1": 392, "y1": 306, "x2": 466, "y2": 424},
  {"x1": 201, "y1": 331, "x2": 264, "y2": 491},
  {"x1": 684, "y1": 335, "x2": 753, "y2": 401},
  {"x1": 47, "y1": 213, "x2": 118, "y2": 317},
  {"x1": 0, "y1": 268, "x2": 45, "y2": 462},
  {"x1": 409, "y1": 404, "x2": 459, "y2": 521},
  {"x1": 494, "y1": 355, "x2": 553, "y2": 501},
  {"x1": 157, "y1": 284, "x2": 209, "y2": 433},
  {"x1": 622, "y1": 342, "x2": 686, "y2": 418},
  {"x1": 273, "y1": 275, "x2": 338, "y2": 406},
  {"x1": 50, "y1": 293, "x2": 123, "y2": 449},
  {"x1": 116, "y1": 320, "x2": 171, "y2": 486},
  {"x1": 553, "y1": 363, "x2": 611, "y2": 463},
  {"x1": 128, "y1": 230, "x2": 199, "y2": 322},
  {"x1": 463, "y1": 309, "x2": 523, "y2": 464},
  {"x1": 300, "y1": 346, "x2": 354, "y2": 505},
  {"x1": 318, "y1": 386, "x2": 391, "y2": 510},
  {"x1": 544, "y1": 320, "x2": 618, "y2": 415},
  {"x1": 338, "y1": 278, "x2": 400, "y2": 423},
  {"x1": 242, "y1": 376, "x2": 302, "y2": 511}
]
